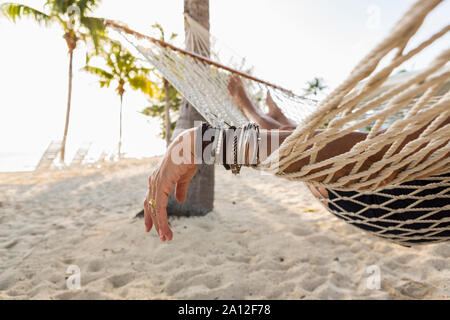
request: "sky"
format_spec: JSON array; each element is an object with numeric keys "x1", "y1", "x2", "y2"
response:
[{"x1": 0, "y1": 0, "x2": 449, "y2": 171}]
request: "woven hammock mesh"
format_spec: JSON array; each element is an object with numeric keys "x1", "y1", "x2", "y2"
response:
[{"x1": 108, "y1": 0, "x2": 449, "y2": 246}]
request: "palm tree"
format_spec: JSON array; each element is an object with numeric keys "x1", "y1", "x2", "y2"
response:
[
  {"x1": 84, "y1": 41, "x2": 155, "y2": 158},
  {"x1": 1, "y1": 0, "x2": 106, "y2": 163},
  {"x1": 304, "y1": 77, "x2": 327, "y2": 96},
  {"x1": 167, "y1": 0, "x2": 214, "y2": 217}
]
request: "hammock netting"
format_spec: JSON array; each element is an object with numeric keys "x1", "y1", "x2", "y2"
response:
[{"x1": 106, "y1": 0, "x2": 449, "y2": 246}]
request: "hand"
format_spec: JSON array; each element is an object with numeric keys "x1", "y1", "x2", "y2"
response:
[{"x1": 144, "y1": 129, "x2": 198, "y2": 242}]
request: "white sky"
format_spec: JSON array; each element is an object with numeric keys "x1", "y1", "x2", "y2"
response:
[{"x1": 0, "y1": 0, "x2": 449, "y2": 169}]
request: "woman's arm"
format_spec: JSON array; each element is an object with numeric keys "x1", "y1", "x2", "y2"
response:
[
  {"x1": 146, "y1": 117, "x2": 448, "y2": 242},
  {"x1": 261, "y1": 118, "x2": 448, "y2": 185}
]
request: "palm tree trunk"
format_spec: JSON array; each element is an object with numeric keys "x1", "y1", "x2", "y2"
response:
[
  {"x1": 119, "y1": 93, "x2": 123, "y2": 158},
  {"x1": 60, "y1": 50, "x2": 74, "y2": 163},
  {"x1": 164, "y1": 79, "x2": 172, "y2": 147},
  {"x1": 166, "y1": 0, "x2": 213, "y2": 217}
]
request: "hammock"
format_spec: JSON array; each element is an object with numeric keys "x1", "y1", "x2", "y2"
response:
[{"x1": 106, "y1": 0, "x2": 449, "y2": 246}]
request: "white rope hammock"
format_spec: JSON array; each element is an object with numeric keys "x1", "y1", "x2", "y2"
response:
[{"x1": 106, "y1": 0, "x2": 449, "y2": 246}]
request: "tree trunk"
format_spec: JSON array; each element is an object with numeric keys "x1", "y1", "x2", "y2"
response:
[
  {"x1": 60, "y1": 50, "x2": 74, "y2": 163},
  {"x1": 163, "y1": 79, "x2": 172, "y2": 147},
  {"x1": 167, "y1": 0, "x2": 213, "y2": 217},
  {"x1": 118, "y1": 93, "x2": 123, "y2": 158}
]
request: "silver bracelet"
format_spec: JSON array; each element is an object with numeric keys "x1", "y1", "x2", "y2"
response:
[
  {"x1": 222, "y1": 123, "x2": 260, "y2": 174},
  {"x1": 213, "y1": 128, "x2": 223, "y2": 165}
]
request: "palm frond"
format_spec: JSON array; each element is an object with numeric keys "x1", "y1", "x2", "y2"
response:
[
  {"x1": 129, "y1": 75, "x2": 155, "y2": 96},
  {"x1": 76, "y1": 0, "x2": 101, "y2": 16},
  {"x1": 83, "y1": 65, "x2": 113, "y2": 83},
  {"x1": 45, "y1": 0, "x2": 99, "y2": 16},
  {"x1": 44, "y1": 0, "x2": 74, "y2": 15},
  {"x1": 151, "y1": 23, "x2": 164, "y2": 41},
  {"x1": 1, "y1": 3, "x2": 52, "y2": 25},
  {"x1": 80, "y1": 16, "x2": 105, "y2": 50}
]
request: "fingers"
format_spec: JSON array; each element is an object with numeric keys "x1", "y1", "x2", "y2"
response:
[
  {"x1": 175, "y1": 168, "x2": 197, "y2": 203},
  {"x1": 146, "y1": 173, "x2": 161, "y2": 236},
  {"x1": 155, "y1": 183, "x2": 175, "y2": 242},
  {"x1": 175, "y1": 182, "x2": 189, "y2": 203},
  {"x1": 150, "y1": 180, "x2": 161, "y2": 236},
  {"x1": 143, "y1": 191, "x2": 153, "y2": 232},
  {"x1": 147, "y1": 171, "x2": 174, "y2": 242}
]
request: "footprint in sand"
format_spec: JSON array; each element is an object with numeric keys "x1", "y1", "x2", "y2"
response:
[
  {"x1": 316, "y1": 285, "x2": 348, "y2": 300},
  {"x1": 226, "y1": 254, "x2": 251, "y2": 264},
  {"x1": 165, "y1": 270, "x2": 221, "y2": 295},
  {"x1": 290, "y1": 227, "x2": 313, "y2": 237},
  {"x1": 433, "y1": 244, "x2": 450, "y2": 259},
  {"x1": 306, "y1": 234, "x2": 336, "y2": 246},
  {"x1": 0, "y1": 276, "x2": 15, "y2": 291},
  {"x1": 3, "y1": 239, "x2": 19, "y2": 249},
  {"x1": 391, "y1": 253, "x2": 419, "y2": 265},
  {"x1": 62, "y1": 258, "x2": 75, "y2": 265},
  {"x1": 198, "y1": 222, "x2": 213, "y2": 232},
  {"x1": 300, "y1": 275, "x2": 327, "y2": 292},
  {"x1": 396, "y1": 280, "x2": 435, "y2": 299},
  {"x1": 329, "y1": 271, "x2": 353, "y2": 288},
  {"x1": 207, "y1": 256, "x2": 225, "y2": 266},
  {"x1": 424, "y1": 258, "x2": 448, "y2": 271},
  {"x1": 107, "y1": 273, "x2": 135, "y2": 289},
  {"x1": 190, "y1": 274, "x2": 222, "y2": 290},
  {"x1": 88, "y1": 259, "x2": 104, "y2": 272}
]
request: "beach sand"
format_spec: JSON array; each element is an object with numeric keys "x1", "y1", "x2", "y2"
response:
[{"x1": 0, "y1": 158, "x2": 449, "y2": 299}]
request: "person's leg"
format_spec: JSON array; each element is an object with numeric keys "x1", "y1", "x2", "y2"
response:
[
  {"x1": 266, "y1": 91, "x2": 297, "y2": 128},
  {"x1": 228, "y1": 75, "x2": 330, "y2": 203},
  {"x1": 228, "y1": 75, "x2": 283, "y2": 130}
]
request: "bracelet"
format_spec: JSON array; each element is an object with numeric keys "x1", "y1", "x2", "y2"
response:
[
  {"x1": 194, "y1": 122, "x2": 214, "y2": 164},
  {"x1": 213, "y1": 127, "x2": 223, "y2": 165},
  {"x1": 195, "y1": 122, "x2": 260, "y2": 174},
  {"x1": 230, "y1": 129, "x2": 241, "y2": 175},
  {"x1": 247, "y1": 123, "x2": 260, "y2": 167},
  {"x1": 222, "y1": 126, "x2": 235, "y2": 171},
  {"x1": 223, "y1": 123, "x2": 260, "y2": 174}
]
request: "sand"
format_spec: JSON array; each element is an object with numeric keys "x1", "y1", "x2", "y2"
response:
[{"x1": 0, "y1": 158, "x2": 449, "y2": 299}]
